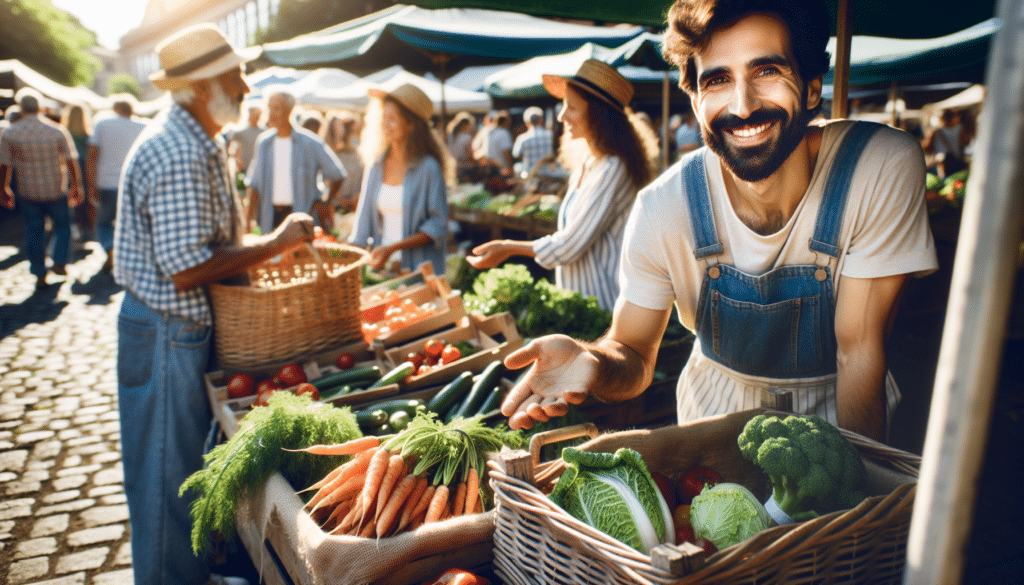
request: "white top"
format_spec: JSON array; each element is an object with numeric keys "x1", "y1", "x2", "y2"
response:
[
  {"x1": 377, "y1": 181, "x2": 404, "y2": 261},
  {"x1": 619, "y1": 120, "x2": 939, "y2": 426},
  {"x1": 487, "y1": 127, "x2": 513, "y2": 163},
  {"x1": 272, "y1": 136, "x2": 293, "y2": 206},
  {"x1": 88, "y1": 115, "x2": 146, "y2": 190}
]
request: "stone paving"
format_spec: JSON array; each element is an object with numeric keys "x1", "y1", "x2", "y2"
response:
[{"x1": 0, "y1": 219, "x2": 134, "y2": 584}]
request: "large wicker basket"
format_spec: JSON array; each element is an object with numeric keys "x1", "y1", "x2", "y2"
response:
[
  {"x1": 209, "y1": 242, "x2": 368, "y2": 371},
  {"x1": 490, "y1": 410, "x2": 921, "y2": 585}
]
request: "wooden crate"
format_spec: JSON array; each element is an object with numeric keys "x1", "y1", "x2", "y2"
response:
[
  {"x1": 235, "y1": 472, "x2": 495, "y2": 585},
  {"x1": 378, "y1": 312, "x2": 523, "y2": 391},
  {"x1": 204, "y1": 339, "x2": 397, "y2": 439},
  {"x1": 361, "y1": 276, "x2": 467, "y2": 349}
]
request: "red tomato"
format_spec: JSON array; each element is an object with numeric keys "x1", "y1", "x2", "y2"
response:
[
  {"x1": 407, "y1": 352, "x2": 425, "y2": 371},
  {"x1": 226, "y1": 373, "x2": 255, "y2": 399},
  {"x1": 293, "y1": 382, "x2": 320, "y2": 401},
  {"x1": 335, "y1": 353, "x2": 356, "y2": 370},
  {"x1": 672, "y1": 504, "x2": 691, "y2": 529},
  {"x1": 651, "y1": 471, "x2": 676, "y2": 509},
  {"x1": 252, "y1": 382, "x2": 280, "y2": 407},
  {"x1": 274, "y1": 363, "x2": 307, "y2": 388},
  {"x1": 678, "y1": 465, "x2": 721, "y2": 504},
  {"x1": 675, "y1": 525, "x2": 696, "y2": 545},
  {"x1": 423, "y1": 338, "x2": 445, "y2": 360},
  {"x1": 440, "y1": 345, "x2": 461, "y2": 365},
  {"x1": 696, "y1": 538, "x2": 718, "y2": 555},
  {"x1": 256, "y1": 379, "x2": 282, "y2": 394}
]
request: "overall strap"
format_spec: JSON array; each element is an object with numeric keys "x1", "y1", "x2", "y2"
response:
[
  {"x1": 682, "y1": 148, "x2": 724, "y2": 259},
  {"x1": 808, "y1": 122, "x2": 884, "y2": 257}
]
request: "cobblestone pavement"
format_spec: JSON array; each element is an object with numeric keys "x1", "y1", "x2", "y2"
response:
[{"x1": 0, "y1": 214, "x2": 133, "y2": 584}]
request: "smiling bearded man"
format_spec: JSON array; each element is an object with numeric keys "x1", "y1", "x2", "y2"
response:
[{"x1": 489, "y1": 0, "x2": 939, "y2": 451}]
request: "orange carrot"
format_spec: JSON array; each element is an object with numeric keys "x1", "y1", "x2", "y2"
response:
[
  {"x1": 451, "y1": 481, "x2": 467, "y2": 518},
  {"x1": 374, "y1": 454, "x2": 407, "y2": 522},
  {"x1": 310, "y1": 474, "x2": 362, "y2": 515},
  {"x1": 334, "y1": 499, "x2": 362, "y2": 535},
  {"x1": 409, "y1": 509, "x2": 428, "y2": 531},
  {"x1": 403, "y1": 484, "x2": 435, "y2": 531},
  {"x1": 306, "y1": 447, "x2": 374, "y2": 510},
  {"x1": 359, "y1": 519, "x2": 376, "y2": 538},
  {"x1": 424, "y1": 484, "x2": 450, "y2": 524},
  {"x1": 321, "y1": 498, "x2": 354, "y2": 531},
  {"x1": 376, "y1": 473, "x2": 418, "y2": 538},
  {"x1": 358, "y1": 447, "x2": 391, "y2": 527},
  {"x1": 397, "y1": 477, "x2": 429, "y2": 531},
  {"x1": 299, "y1": 461, "x2": 346, "y2": 494},
  {"x1": 284, "y1": 435, "x2": 380, "y2": 456},
  {"x1": 464, "y1": 469, "x2": 480, "y2": 516}
]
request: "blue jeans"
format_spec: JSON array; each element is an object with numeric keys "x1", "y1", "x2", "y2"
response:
[
  {"x1": 96, "y1": 188, "x2": 118, "y2": 252},
  {"x1": 117, "y1": 291, "x2": 213, "y2": 585},
  {"x1": 21, "y1": 196, "x2": 70, "y2": 277}
]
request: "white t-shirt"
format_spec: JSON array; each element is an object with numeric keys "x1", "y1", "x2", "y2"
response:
[
  {"x1": 377, "y1": 182, "x2": 404, "y2": 262},
  {"x1": 88, "y1": 115, "x2": 146, "y2": 190},
  {"x1": 272, "y1": 137, "x2": 293, "y2": 206},
  {"x1": 487, "y1": 127, "x2": 513, "y2": 164},
  {"x1": 619, "y1": 120, "x2": 939, "y2": 425}
]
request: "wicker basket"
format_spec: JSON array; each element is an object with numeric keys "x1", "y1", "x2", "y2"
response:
[
  {"x1": 490, "y1": 410, "x2": 921, "y2": 585},
  {"x1": 209, "y1": 242, "x2": 368, "y2": 371}
]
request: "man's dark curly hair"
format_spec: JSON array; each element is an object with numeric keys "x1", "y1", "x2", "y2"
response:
[{"x1": 663, "y1": 0, "x2": 831, "y2": 107}]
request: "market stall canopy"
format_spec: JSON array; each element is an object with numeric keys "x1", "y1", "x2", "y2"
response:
[
  {"x1": 926, "y1": 84, "x2": 986, "y2": 111},
  {"x1": 246, "y1": 67, "x2": 310, "y2": 99},
  {"x1": 822, "y1": 18, "x2": 998, "y2": 87},
  {"x1": 403, "y1": 0, "x2": 997, "y2": 39},
  {"x1": 300, "y1": 67, "x2": 493, "y2": 114},
  {"x1": 259, "y1": 4, "x2": 644, "y2": 74},
  {"x1": 0, "y1": 60, "x2": 109, "y2": 113},
  {"x1": 425, "y1": 64, "x2": 514, "y2": 92}
]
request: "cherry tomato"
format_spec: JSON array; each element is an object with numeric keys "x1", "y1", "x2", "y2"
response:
[
  {"x1": 274, "y1": 363, "x2": 307, "y2": 388},
  {"x1": 256, "y1": 379, "x2": 282, "y2": 394},
  {"x1": 440, "y1": 345, "x2": 461, "y2": 365},
  {"x1": 678, "y1": 465, "x2": 722, "y2": 504},
  {"x1": 252, "y1": 381, "x2": 280, "y2": 407},
  {"x1": 675, "y1": 525, "x2": 696, "y2": 545},
  {"x1": 407, "y1": 352, "x2": 425, "y2": 371},
  {"x1": 423, "y1": 339, "x2": 445, "y2": 360},
  {"x1": 226, "y1": 373, "x2": 255, "y2": 400},
  {"x1": 293, "y1": 382, "x2": 320, "y2": 401},
  {"x1": 336, "y1": 353, "x2": 356, "y2": 370}
]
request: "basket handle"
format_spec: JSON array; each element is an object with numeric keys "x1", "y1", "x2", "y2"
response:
[
  {"x1": 303, "y1": 243, "x2": 329, "y2": 283},
  {"x1": 528, "y1": 422, "x2": 599, "y2": 470}
]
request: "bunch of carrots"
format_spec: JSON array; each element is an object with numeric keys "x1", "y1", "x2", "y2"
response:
[{"x1": 291, "y1": 412, "x2": 523, "y2": 539}]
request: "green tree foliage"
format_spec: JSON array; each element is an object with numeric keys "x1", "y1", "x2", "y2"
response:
[
  {"x1": 106, "y1": 73, "x2": 142, "y2": 100},
  {"x1": 0, "y1": 0, "x2": 98, "y2": 87},
  {"x1": 256, "y1": 0, "x2": 394, "y2": 43}
]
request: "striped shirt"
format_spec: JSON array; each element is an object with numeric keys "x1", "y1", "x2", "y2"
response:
[
  {"x1": 532, "y1": 155, "x2": 636, "y2": 311},
  {"x1": 0, "y1": 115, "x2": 77, "y2": 201},
  {"x1": 114, "y1": 104, "x2": 243, "y2": 326}
]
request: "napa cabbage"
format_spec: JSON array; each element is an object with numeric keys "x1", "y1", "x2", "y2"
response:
[
  {"x1": 690, "y1": 482, "x2": 771, "y2": 550},
  {"x1": 549, "y1": 448, "x2": 675, "y2": 554}
]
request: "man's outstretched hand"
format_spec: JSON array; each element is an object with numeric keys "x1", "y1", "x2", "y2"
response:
[{"x1": 501, "y1": 334, "x2": 599, "y2": 430}]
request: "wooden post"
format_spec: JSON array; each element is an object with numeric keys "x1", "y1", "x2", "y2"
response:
[
  {"x1": 903, "y1": 2, "x2": 1024, "y2": 583},
  {"x1": 831, "y1": 0, "x2": 853, "y2": 119}
]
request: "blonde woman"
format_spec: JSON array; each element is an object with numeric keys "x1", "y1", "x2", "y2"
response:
[
  {"x1": 348, "y1": 83, "x2": 453, "y2": 275},
  {"x1": 61, "y1": 103, "x2": 92, "y2": 240}
]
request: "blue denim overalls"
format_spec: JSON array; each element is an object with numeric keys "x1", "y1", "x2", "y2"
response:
[{"x1": 685, "y1": 122, "x2": 882, "y2": 378}]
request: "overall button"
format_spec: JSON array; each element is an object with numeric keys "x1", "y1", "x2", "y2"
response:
[
  {"x1": 815, "y1": 268, "x2": 827, "y2": 282},
  {"x1": 708, "y1": 266, "x2": 720, "y2": 279}
]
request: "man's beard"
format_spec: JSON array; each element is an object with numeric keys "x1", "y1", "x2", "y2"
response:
[
  {"x1": 208, "y1": 79, "x2": 242, "y2": 127},
  {"x1": 703, "y1": 97, "x2": 815, "y2": 183}
]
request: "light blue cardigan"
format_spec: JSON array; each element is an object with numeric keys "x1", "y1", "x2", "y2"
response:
[
  {"x1": 348, "y1": 153, "x2": 449, "y2": 275},
  {"x1": 245, "y1": 125, "x2": 347, "y2": 234}
]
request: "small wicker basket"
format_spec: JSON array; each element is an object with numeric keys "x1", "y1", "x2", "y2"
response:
[
  {"x1": 490, "y1": 410, "x2": 921, "y2": 585},
  {"x1": 209, "y1": 242, "x2": 368, "y2": 371}
]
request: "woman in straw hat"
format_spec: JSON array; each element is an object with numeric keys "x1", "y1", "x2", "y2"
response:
[
  {"x1": 467, "y1": 59, "x2": 658, "y2": 311},
  {"x1": 349, "y1": 82, "x2": 453, "y2": 276}
]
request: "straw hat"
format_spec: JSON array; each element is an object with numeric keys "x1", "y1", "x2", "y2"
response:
[
  {"x1": 149, "y1": 24, "x2": 260, "y2": 91},
  {"x1": 542, "y1": 59, "x2": 633, "y2": 112},
  {"x1": 368, "y1": 82, "x2": 433, "y2": 124}
]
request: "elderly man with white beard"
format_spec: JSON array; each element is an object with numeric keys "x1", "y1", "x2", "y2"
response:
[{"x1": 112, "y1": 24, "x2": 314, "y2": 585}]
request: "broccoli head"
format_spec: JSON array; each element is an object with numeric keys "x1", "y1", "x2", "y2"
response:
[{"x1": 737, "y1": 414, "x2": 866, "y2": 521}]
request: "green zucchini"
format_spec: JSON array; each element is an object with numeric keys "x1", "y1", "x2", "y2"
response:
[
  {"x1": 320, "y1": 385, "x2": 354, "y2": 402},
  {"x1": 452, "y1": 360, "x2": 505, "y2": 420},
  {"x1": 426, "y1": 371, "x2": 474, "y2": 414},
  {"x1": 389, "y1": 410, "x2": 412, "y2": 431},
  {"x1": 362, "y1": 398, "x2": 426, "y2": 418},
  {"x1": 309, "y1": 365, "x2": 382, "y2": 391},
  {"x1": 355, "y1": 408, "x2": 388, "y2": 427},
  {"x1": 364, "y1": 361, "x2": 416, "y2": 391},
  {"x1": 475, "y1": 382, "x2": 506, "y2": 417}
]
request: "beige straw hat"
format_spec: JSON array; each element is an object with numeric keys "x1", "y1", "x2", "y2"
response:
[
  {"x1": 542, "y1": 59, "x2": 634, "y2": 112},
  {"x1": 149, "y1": 24, "x2": 261, "y2": 91},
  {"x1": 367, "y1": 82, "x2": 434, "y2": 124}
]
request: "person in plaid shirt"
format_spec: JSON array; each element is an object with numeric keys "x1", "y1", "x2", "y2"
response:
[
  {"x1": 114, "y1": 24, "x2": 313, "y2": 585},
  {"x1": 0, "y1": 88, "x2": 84, "y2": 290},
  {"x1": 512, "y1": 106, "x2": 554, "y2": 178}
]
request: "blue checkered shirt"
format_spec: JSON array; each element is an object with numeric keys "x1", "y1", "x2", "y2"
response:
[
  {"x1": 512, "y1": 127, "x2": 554, "y2": 174},
  {"x1": 114, "y1": 104, "x2": 243, "y2": 326}
]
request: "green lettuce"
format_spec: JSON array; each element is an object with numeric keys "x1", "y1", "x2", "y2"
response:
[
  {"x1": 550, "y1": 448, "x2": 674, "y2": 554},
  {"x1": 690, "y1": 482, "x2": 771, "y2": 550}
]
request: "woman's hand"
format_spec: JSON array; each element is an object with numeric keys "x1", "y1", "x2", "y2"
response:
[
  {"x1": 369, "y1": 244, "x2": 395, "y2": 271},
  {"x1": 501, "y1": 334, "x2": 598, "y2": 430},
  {"x1": 466, "y1": 240, "x2": 530, "y2": 269}
]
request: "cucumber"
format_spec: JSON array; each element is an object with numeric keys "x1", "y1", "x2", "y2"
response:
[
  {"x1": 370, "y1": 423, "x2": 393, "y2": 436},
  {"x1": 309, "y1": 365, "x2": 382, "y2": 391},
  {"x1": 363, "y1": 398, "x2": 426, "y2": 418},
  {"x1": 389, "y1": 410, "x2": 412, "y2": 431},
  {"x1": 426, "y1": 371, "x2": 474, "y2": 414},
  {"x1": 364, "y1": 361, "x2": 416, "y2": 391},
  {"x1": 475, "y1": 382, "x2": 505, "y2": 417},
  {"x1": 355, "y1": 408, "x2": 388, "y2": 427},
  {"x1": 452, "y1": 360, "x2": 505, "y2": 420},
  {"x1": 320, "y1": 385, "x2": 354, "y2": 402}
]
